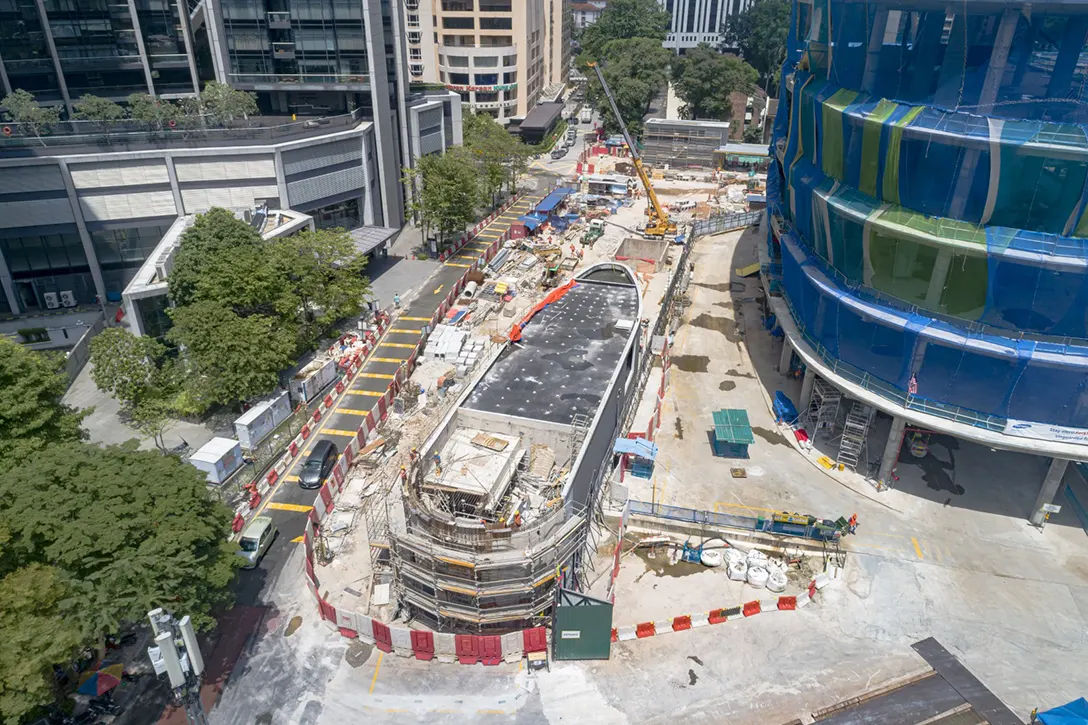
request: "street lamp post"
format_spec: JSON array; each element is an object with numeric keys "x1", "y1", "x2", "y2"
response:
[{"x1": 146, "y1": 609, "x2": 209, "y2": 725}]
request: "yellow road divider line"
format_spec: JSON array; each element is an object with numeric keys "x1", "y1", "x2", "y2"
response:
[
  {"x1": 358, "y1": 372, "x2": 395, "y2": 379},
  {"x1": 335, "y1": 408, "x2": 373, "y2": 416},
  {"x1": 400, "y1": 316, "x2": 431, "y2": 321},
  {"x1": 322, "y1": 429, "x2": 361, "y2": 437},
  {"x1": 388, "y1": 328, "x2": 422, "y2": 334},
  {"x1": 266, "y1": 502, "x2": 313, "y2": 513},
  {"x1": 346, "y1": 389, "x2": 385, "y2": 397},
  {"x1": 380, "y1": 342, "x2": 417, "y2": 348},
  {"x1": 285, "y1": 475, "x2": 299, "y2": 482},
  {"x1": 445, "y1": 262, "x2": 472, "y2": 268},
  {"x1": 291, "y1": 535, "x2": 305, "y2": 543},
  {"x1": 370, "y1": 357, "x2": 406, "y2": 363}
]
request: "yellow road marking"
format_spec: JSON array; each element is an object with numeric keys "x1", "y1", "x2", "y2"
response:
[
  {"x1": 433, "y1": 284, "x2": 444, "y2": 294},
  {"x1": 445, "y1": 262, "x2": 472, "y2": 268},
  {"x1": 400, "y1": 316, "x2": 431, "y2": 321},
  {"x1": 291, "y1": 535, "x2": 304, "y2": 543},
  {"x1": 335, "y1": 408, "x2": 373, "y2": 416},
  {"x1": 358, "y1": 373, "x2": 395, "y2": 380},
  {"x1": 369, "y1": 652, "x2": 383, "y2": 695},
  {"x1": 370, "y1": 357, "x2": 405, "y2": 363},
  {"x1": 911, "y1": 537, "x2": 924, "y2": 560},
  {"x1": 388, "y1": 328, "x2": 422, "y2": 334},
  {"x1": 713, "y1": 500, "x2": 778, "y2": 515},
  {"x1": 322, "y1": 429, "x2": 361, "y2": 437},
  {"x1": 346, "y1": 389, "x2": 385, "y2": 397},
  {"x1": 266, "y1": 502, "x2": 314, "y2": 513},
  {"x1": 380, "y1": 342, "x2": 417, "y2": 348},
  {"x1": 285, "y1": 475, "x2": 299, "y2": 482},
  {"x1": 477, "y1": 710, "x2": 510, "y2": 715}
]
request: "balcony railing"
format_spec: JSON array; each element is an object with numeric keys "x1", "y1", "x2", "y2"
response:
[
  {"x1": 0, "y1": 108, "x2": 366, "y2": 153},
  {"x1": 227, "y1": 72, "x2": 370, "y2": 86}
]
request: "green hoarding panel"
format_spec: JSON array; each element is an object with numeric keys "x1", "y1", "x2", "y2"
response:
[{"x1": 552, "y1": 589, "x2": 613, "y2": 660}]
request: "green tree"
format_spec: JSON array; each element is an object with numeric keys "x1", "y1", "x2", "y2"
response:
[
  {"x1": 126, "y1": 92, "x2": 179, "y2": 131},
  {"x1": 168, "y1": 301, "x2": 296, "y2": 406},
  {"x1": 0, "y1": 441, "x2": 237, "y2": 640},
  {"x1": 0, "y1": 565, "x2": 84, "y2": 725},
  {"x1": 671, "y1": 45, "x2": 759, "y2": 120},
  {"x1": 404, "y1": 148, "x2": 480, "y2": 249},
  {"x1": 581, "y1": 0, "x2": 670, "y2": 58},
  {"x1": 744, "y1": 124, "x2": 765, "y2": 143},
  {"x1": 0, "y1": 338, "x2": 85, "y2": 457},
  {"x1": 272, "y1": 228, "x2": 371, "y2": 338},
  {"x1": 72, "y1": 93, "x2": 126, "y2": 130},
  {"x1": 89, "y1": 328, "x2": 168, "y2": 412},
  {"x1": 462, "y1": 112, "x2": 532, "y2": 205},
  {"x1": 720, "y1": 0, "x2": 789, "y2": 94},
  {"x1": 199, "y1": 81, "x2": 258, "y2": 125},
  {"x1": 0, "y1": 89, "x2": 61, "y2": 146},
  {"x1": 582, "y1": 37, "x2": 671, "y2": 139}
]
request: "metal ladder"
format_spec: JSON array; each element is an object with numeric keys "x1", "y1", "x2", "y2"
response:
[
  {"x1": 569, "y1": 413, "x2": 591, "y2": 456},
  {"x1": 807, "y1": 379, "x2": 841, "y2": 440},
  {"x1": 837, "y1": 402, "x2": 874, "y2": 471}
]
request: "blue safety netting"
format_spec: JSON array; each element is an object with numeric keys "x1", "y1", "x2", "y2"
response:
[{"x1": 778, "y1": 229, "x2": 1088, "y2": 428}]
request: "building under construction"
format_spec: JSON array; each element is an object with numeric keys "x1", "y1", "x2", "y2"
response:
[{"x1": 388, "y1": 263, "x2": 642, "y2": 632}]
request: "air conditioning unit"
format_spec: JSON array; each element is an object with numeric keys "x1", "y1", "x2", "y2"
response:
[
  {"x1": 43, "y1": 292, "x2": 60, "y2": 309},
  {"x1": 60, "y1": 290, "x2": 77, "y2": 307}
]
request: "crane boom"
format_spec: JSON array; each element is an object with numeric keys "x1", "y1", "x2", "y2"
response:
[{"x1": 588, "y1": 62, "x2": 676, "y2": 239}]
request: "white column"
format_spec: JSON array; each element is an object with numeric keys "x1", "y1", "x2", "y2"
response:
[
  {"x1": 1030, "y1": 458, "x2": 1069, "y2": 526},
  {"x1": 877, "y1": 415, "x2": 907, "y2": 486},
  {"x1": 924, "y1": 247, "x2": 953, "y2": 308},
  {"x1": 778, "y1": 336, "x2": 793, "y2": 374},
  {"x1": 800, "y1": 367, "x2": 816, "y2": 410}
]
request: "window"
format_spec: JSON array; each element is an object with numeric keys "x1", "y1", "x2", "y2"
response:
[
  {"x1": 410, "y1": 63, "x2": 424, "y2": 76},
  {"x1": 479, "y1": 1, "x2": 512, "y2": 10},
  {"x1": 475, "y1": 92, "x2": 498, "y2": 102},
  {"x1": 445, "y1": 54, "x2": 469, "y2": 67},
  {"x1": 503, "y1": 55, "x2": 516, "y2": 66},
  {"x1": 448, "y1": 72, "x2": 470, "y2": 84},
  {"x1": 479, "y1": 16, "x2": 511, "y2": 30},
  {"x1": 0, "y1": 233, "x2": 87, "y2": 274},
  {"x1": 441, "y1": 0, "x2": 473, "y2": 10},
  {"x1": 474, "y1": 73, "x2": 498, "y2": 85},
  {"x1": 406, "y1": 13, "x2": 420, "y2": 27},
  {"x1": 474, "y1": 55, "x2": 498, "y2": 67},
  {"x1": 442, "y1": 16, "x2": 474, "y2": 29},
  {"x1": 503, "y1": 71, "x2": 516, "y2": 83},
  {"x1": 410, "y1": 47, "x2": 422, "y2": 60}
]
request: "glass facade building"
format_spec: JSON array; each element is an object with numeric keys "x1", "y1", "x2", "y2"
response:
[{"x1": 765, "y1": 0, "x2": 1088, "y2": 451}]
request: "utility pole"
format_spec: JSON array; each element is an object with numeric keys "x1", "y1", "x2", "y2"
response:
[{"x1": 146, "y1": 608, "x2": 209, "y2": 725}]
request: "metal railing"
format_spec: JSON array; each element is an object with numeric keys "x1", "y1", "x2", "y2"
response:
[
  {"x1": 0, "y1": 109, "x2": 365, "y2": 152},
  {"x1": 628, "y1": 500, "x2": 841, "y2": 542},
  {"x1": 691, "y1": 210, "x2": 763, "y2": 238}
]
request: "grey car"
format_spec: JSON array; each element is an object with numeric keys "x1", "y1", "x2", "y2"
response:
[
  {"x1": 236, "y1": 516, "x2": 277, "y2": 568},
  {"x1": 299, "y1": 439, "x2": 339, "y2": 489}
]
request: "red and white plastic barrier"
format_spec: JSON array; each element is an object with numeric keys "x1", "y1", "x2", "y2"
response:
[{"x1": 609, "y1": 577, "x2": 833, "y2": 644}]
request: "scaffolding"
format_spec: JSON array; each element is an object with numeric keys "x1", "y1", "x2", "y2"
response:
[
  {"x1": 807, "y1": 378, "x2": 841, "y2": 440},
  {"x1": 837, "y1": 402, "x2": 874, "y2": 472}
]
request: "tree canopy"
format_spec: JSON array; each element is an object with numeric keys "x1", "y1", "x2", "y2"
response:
[
  {"x1": 582, "y1": 37, "x2": 671, "y2": 139},
  {"x1": 89, "y1": 328, "x2": 169, "y2": 412},
  {"x1": 580, "y1": 0, "x2": 671, "y2": 59},
  {"x1": 671, "y1": 45, "x2": 759, "y2": 121},
  {"x1": 0, "y1": 338, "x2": 84, "y2": 457},
  {"x1": 0, "y1": 442, "x2": 237, "y2": 722},
  {"x1": 462, "y1": 112, "x2": 531, "y2": 206},
  {"x1": 720, "y1": 0, "x2": 790, "y2": 94},
  {"x1": 0, "y1": 89, "x2": 61, "y2": 144},
  {"x1": 165, "y1": 209, "x2": 369, "y2": 408},
  {"x1": 404, "y1": 148, "x2": 481, "y2": 249}
]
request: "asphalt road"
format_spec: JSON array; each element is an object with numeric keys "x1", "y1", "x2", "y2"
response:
[{"x1": 234, "y1": 192, "x2": 544, "y2": 605}]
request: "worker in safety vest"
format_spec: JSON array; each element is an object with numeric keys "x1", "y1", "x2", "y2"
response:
[{"x1": 848, "y1": 513, "x2": 858, "y2": 534}]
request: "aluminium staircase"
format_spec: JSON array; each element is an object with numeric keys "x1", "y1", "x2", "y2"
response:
[{"x1": 837, "y1": 402, "x2": 874, "y2": 471}]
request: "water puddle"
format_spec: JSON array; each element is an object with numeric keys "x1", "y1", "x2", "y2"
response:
[
  {"x1": 718, "y1": 380, "x2": 736, "y2": 391},
  {"x1": 752, "y1": 426, "x2": 789, "y2": 447},
  {"x1": 671, "y1": 354, "x2": 710, "y2": 373}
]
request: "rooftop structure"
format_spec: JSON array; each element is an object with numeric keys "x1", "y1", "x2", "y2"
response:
[
  {"x1": 389, "y1": 263, "x2": 642, "y2": 632},
  {"x1": 641, "y1": 117, "x2": 732, "y2": 167},
  {"x1": 763, "y1": 0, "x2": 1088, "y2": 521}
]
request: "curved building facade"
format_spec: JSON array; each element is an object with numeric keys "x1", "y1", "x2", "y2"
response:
[{"x1": 765, "y1": 0, "x2": 1088, "y2": 510}]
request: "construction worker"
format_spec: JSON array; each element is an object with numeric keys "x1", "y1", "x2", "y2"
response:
[
  {"x1": 433, "y1": 452, "x2": 442, "y2": 476},
  {"x1": 409, "y1": 447, "x2": 419, "y2": 464},
  {"x1": 848, "y1": 513, "x2": 858, "y2": 535}
]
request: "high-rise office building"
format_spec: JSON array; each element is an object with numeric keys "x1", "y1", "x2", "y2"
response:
[
  {"x1": 658, "y1": 0, "x2": 745, "y2": 52},
  {"x1": 404, "y1": 0, "x2": 571, "y2": 124},
  {"x1": 0, "y1": 1, "x2": 463, "y2": 318}
]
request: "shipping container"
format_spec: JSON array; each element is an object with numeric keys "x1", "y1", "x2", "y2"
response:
[
  {"x1": 290, "y1": 357, "x2": 338, "y2": 405},
  {"x1": 234, "y1": 390, "x2": 292, "y2": 450},
  {"x1": 189, "y1": 437, "x2": 244, "y2": 484}
]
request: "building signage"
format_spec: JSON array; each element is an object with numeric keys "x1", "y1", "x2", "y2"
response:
[
  {"x1": 1003, "y1": 419, "x2": 1088, "y2": 445},
  {"x1": 446, "y1": 83, "x2": 516, "y2": 93},
  {"x1": 560, "y1": 630, "x2": 581, "y2": 639}
]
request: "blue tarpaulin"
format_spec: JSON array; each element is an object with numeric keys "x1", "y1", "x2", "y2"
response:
[
  {"x1": 519, "y1": 214, "x2": 544, "y2": 230},
  {"x1": 1039, "y1": 698, "x2": 1088, "y2": 725},
  {"x1": 613, "y1": 437, "x2": 658, "y2": 460},
  {"x1": 534, "y1": 187, "x2": 575, "y2": 214}
]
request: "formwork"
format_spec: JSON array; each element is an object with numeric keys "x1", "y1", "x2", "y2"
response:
[{"x1": 615, "y1": 237, "x2": 669, "y2": 273}]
